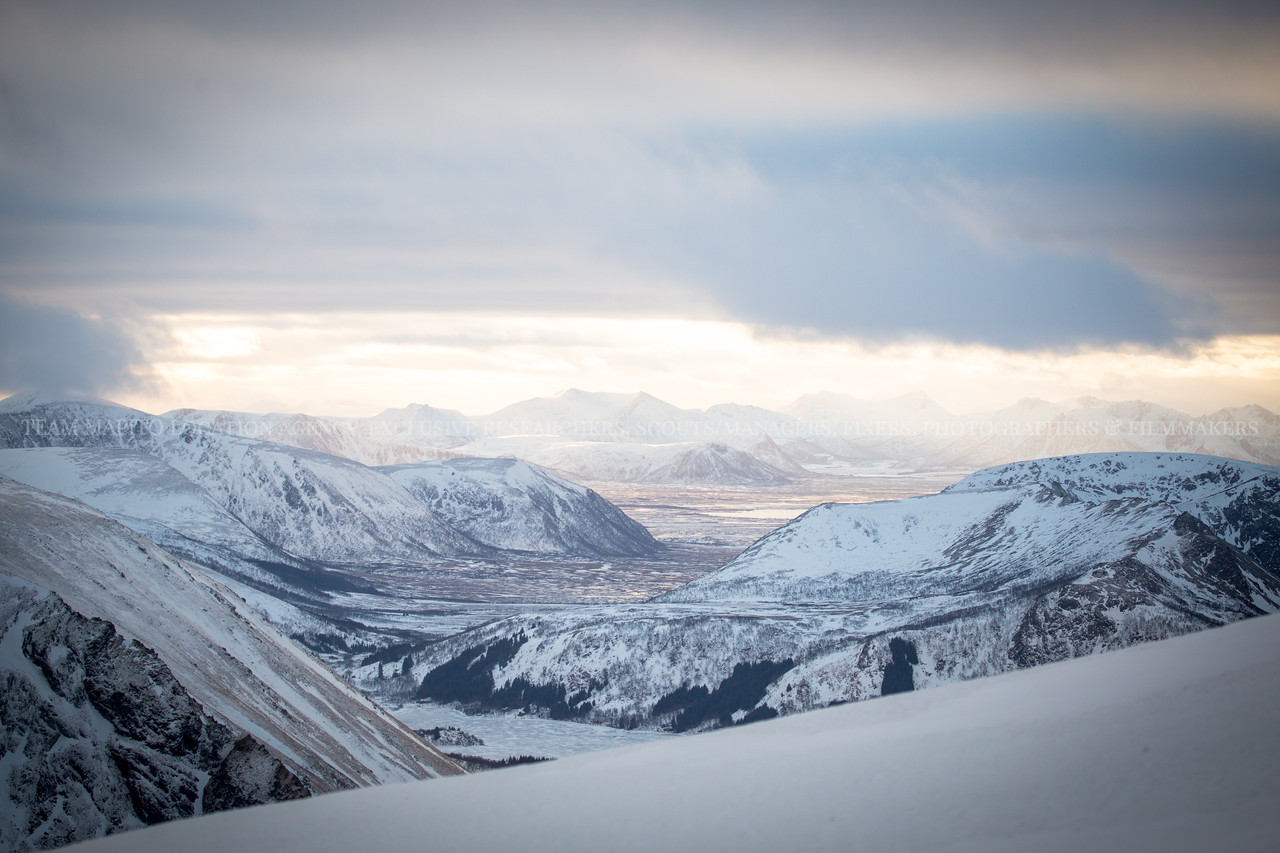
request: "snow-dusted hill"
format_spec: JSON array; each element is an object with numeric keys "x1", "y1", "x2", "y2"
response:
[
  {"x1": 380, "y1": 457, "x2": 659, "y2": 557},
  {"x1": 638, "y1": 442, "x2": 793, "y2": 485},
  {"x1": 0, "y1": 479, "x2": 461, "y2": 851},
  {"x1": 65, "y1": 613, "x2": 1280, "y2": 853},
  {"x1": 396, "y1": 453, "x2": 1280, "y2": 729}
]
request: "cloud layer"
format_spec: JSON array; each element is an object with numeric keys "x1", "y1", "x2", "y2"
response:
[
  {"x1": 2, "y1": 0, "x2": 1278, "y2": 388},
  {"x1": 0, "y1": 295, "x2": 156, "y2": 396}
]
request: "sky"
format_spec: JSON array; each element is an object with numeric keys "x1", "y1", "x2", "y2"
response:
[{"x1": 2, "y1": 0, "x2": 1279, "y2": 416}]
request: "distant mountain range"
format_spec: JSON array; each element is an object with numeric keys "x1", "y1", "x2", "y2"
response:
[
  {"x1": 159, "y1": 389, "x2": 1280, "y2": 484},
  {"x1": 399, "y1": 452, "x2": 1280, "y2": 729}
]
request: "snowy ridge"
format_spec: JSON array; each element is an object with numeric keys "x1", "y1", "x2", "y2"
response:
[
  {"x1": 0, "y1": 479, "x2": 462, "y2": 798},
  {"x1": 166, "y1": 404, "x2": 473, "y2": 467},
  {"x1": 66, "y1": 614, "x2": 1280, "y2": 853},
  {"x1": 0, "y1": 398, "x2": 485, "y2": 564},
  {"x1": 946, "y1": 452, "x2": 1280, "y2": 569},
  {"x1": 660, "y1": 486, "x2": 1181, "y2": 602}
]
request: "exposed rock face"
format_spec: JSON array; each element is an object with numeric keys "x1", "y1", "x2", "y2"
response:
[
  {"x1": 0, "y1": 583, "x2": 308, "y2": 852},
  {"x1": 0, "y1": 478, "x2": 463, "y2": 852},
  {"x1": 202, "y1": 737, "x2": 310, "y2": 814}
]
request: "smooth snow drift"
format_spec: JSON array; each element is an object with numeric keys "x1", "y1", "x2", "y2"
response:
[{"x1": 68, "y1": 613, "x2": 1280, "y2": 853}]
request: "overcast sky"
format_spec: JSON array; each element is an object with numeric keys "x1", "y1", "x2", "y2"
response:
[{"x1": 2, "y1": 0, "x2": 1278, "y2": 414}]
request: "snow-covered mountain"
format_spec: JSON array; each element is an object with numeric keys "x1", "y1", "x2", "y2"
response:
[
  {"x1": 65, "y1": 613, "x2": 1280, "y2": 853},
  {"x1": 0, "y1": 479, "x2": 461, "y2": 851},
  {"x1": 0, "y1": 396, "x2": 658, "y2": 564},
  {"x1": 0, "y1": 396, "x2": 486, "y2": 565},
  {"x1": 394, "y1": 453, "x2": 1280, "y2": 729},
  {"x1": 0, "y1": 395, "x2": 663, "y2": 655},
  {"x1": 380, "y1": 457, "x2": 658, "y2": 557},
  {"x1": 638, "y1": 442, "x2": 793, "y2": 485}
]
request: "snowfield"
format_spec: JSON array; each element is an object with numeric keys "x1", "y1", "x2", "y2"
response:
[{"x1": 66, "y1": 613, "x2": 1280, "y2": 853}]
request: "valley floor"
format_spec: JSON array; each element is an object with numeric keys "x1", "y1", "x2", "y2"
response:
[
  {"x1": 390, "y1": 701, "x2": 672, "y2": 761},
  {"x1": 589, "y1": 471, "x2": 967, "y2": 544},
  {"x1": 322, "y1": 475, "x2": 965, "y2": 757},
  {"x1": 319, "y1": 474, "x2": 958, "y2": 663}
]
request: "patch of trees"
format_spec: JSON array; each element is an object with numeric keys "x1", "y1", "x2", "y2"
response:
[
  {"x1": 295, "y1": 632, "x2": 351, "y2": 654},
  {"x1": 417, "y1": 633, "x2": 530, "y2": 705},
  {"x1": 415, "y1": 633, "x2": 600, "y2": 719},
  {"x1": 444, "y1": 753, "x2": 553, "y2": 772},
  {"x1": 360, "y1": 642, "x2": 422, "y2": 668},
  {"x1": 881, "y1": 637, "x2": 919, "y2": 696},
  {"x1": 652, "y1": 659, "x2": 793, "y2": 732},
  {"x1": 246, "y1": 558, "x2": 377, "y2": 594}
]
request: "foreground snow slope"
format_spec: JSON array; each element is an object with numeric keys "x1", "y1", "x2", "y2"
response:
[
  {"x1": 0, "y1": 479, "x2": 461, "y2": 792},
  {"x1": 69, "y1": 613, "x2": 1280, "y2": 853}
]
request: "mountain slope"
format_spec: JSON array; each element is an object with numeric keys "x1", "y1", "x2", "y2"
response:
[
  {"x1": 65, "y1": 613, "x2": 1280, "y2": 853},
  {"x1": 0, "y1": 479, "x2": 462, "y2": 798},
  {"x1": 946, "y1": 452, "x2": 1280, "y2": 569},
  {"x1": 1, "y1": 576, "x2": 309, "y2": 851},
  {"x1": 400, "y1": 453, "x2": 1280, "y2": 728},
  {"x1": 0, "y1": 446, "x2": 315, "y2": 590}
]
